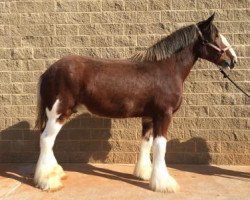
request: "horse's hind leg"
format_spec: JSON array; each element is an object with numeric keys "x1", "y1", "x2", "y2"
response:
[
  {"x1": 34, "y1": 99, "x2": 68, "y2": 191},
  {"x1": 150, "y1": 111, "x2": 179, "y2": 192},
  {"x1": 133, "y1": 117, "x2": 153, "y2": 180}
]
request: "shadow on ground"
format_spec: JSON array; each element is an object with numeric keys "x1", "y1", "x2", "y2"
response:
[
  {"x1": 171, "y1": 165, "x2": 250, "y2": 181},
  {"x1": 0, "y1": 161, "x2": 249, "y2": 193},
  {"x1": 0, "y1": 115, "x2": 249, "y2": 191},
  {"x1": 65, "y1": 163, "x2": 150, "y2": 190},
  {"x1": 0, "y1": 137, "x2": 249, "y2": 191}
]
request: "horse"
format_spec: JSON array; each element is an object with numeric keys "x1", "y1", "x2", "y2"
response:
[{"x1": 34, "y1": 13, "x2": 237, "y2": 192}]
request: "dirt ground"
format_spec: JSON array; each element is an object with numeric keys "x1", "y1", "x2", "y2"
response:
[{"x1": 0, "y1": 164, "x2": 249, "y2": 200}]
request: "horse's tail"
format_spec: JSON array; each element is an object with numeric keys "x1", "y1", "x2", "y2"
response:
[{"x1": 35, "y1": 75, "x2": 47, "y2": 132}]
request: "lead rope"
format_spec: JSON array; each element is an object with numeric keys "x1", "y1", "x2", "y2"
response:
[{"x1": 217, "y1": 66, "x2": 250, "y2": 98}]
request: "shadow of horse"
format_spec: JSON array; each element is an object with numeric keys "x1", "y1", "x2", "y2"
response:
[
  {"x1": 167, "y1": 137, "x2": 212, "y2": 164},
  {"x1": 0, "y1": 119, "x2": 249, "y2": 190},
  {"x1": 167, "y1": 138, "x2": 250, "y2": 181},
  {"x1": 0, "y1": 113, "x2": 112, "y2": 163},
  {"x1": 170, "y1": 164, "x2": 250, "y2": 181},
  {"x1": 0, "y1": 113, "x2": 113, "y2": 187}
]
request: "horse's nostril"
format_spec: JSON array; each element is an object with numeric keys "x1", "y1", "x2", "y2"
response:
[
  {"x1": 230, "y1": 61, "x2": 235, "y2": 69},
  {"x1": 224, "y1": 60, "x2": 231, "y2": 67},
  {"x1": 230, "y1": 59, "x2": 237, "y2": 69},
  {"x1": 232, "y1": 57, "x2": 237, "y2": 65}
]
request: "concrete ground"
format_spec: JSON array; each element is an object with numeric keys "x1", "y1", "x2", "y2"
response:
[{"x1": 0, "y1": 164, "x2": 249, "y2": 200}]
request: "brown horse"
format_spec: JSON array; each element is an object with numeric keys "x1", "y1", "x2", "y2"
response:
[{"x1": 34, "y1": 14, "x2": 237, "y2": 192}]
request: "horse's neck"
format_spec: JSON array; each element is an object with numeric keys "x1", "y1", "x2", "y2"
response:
[{"x1": 173, "y1": 44, "x2": 198, "y2": 81}]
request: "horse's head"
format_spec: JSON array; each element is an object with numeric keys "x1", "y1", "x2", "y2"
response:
[{"x1": 196, "y1": 13, "x2": 237, "y2": 69}]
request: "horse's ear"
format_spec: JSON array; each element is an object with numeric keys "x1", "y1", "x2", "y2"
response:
[
  {"x1": 198, "y1": 13, "x2": 215, "y2": 29},
  {"x1": 207, "y1": 13, "x2": 215, "y2": 23}
]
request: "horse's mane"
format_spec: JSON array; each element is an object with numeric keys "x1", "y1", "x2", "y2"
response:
[{"x1": 130, "y1": 24, "x2": 199, "y2": 62}]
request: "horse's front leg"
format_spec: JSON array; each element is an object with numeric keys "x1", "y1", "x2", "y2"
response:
[
  {"x1": 150, "y1": 111, "x2": 180, "y2": 192},
  {"x1": 133, "y1": 117, "x2": 153, "y2": 180}
]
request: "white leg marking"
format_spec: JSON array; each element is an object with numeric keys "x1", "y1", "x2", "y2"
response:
[
  {"x1": 133, "y1": 136, "x2": 153, "y2": 180},
  {"x1": 220, "y1": 34, "x2": 237, "y2": 62},
  {"x1": 150, "y1": 136, "x2": 179, "y2": 192},
  {"x1": 34, "y1": 99, "x2": 66, "y2": 191}
]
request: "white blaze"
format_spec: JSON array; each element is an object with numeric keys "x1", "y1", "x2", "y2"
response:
[{"x1": 220, "y1": 34, "x2": 237, "y2": 62}]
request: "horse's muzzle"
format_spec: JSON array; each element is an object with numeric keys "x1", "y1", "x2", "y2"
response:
[
  {"x1": 230, "y1": 58, "x2": 237, "y2": 69},
  {"x1": 219, "y1": 58, "x2": 236, "y2": 69}
]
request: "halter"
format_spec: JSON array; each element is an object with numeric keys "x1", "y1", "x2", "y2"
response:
[
  {"x1": 195, "y1": 24, "x2": 249, "y2": 98},
  {"x1": 194, "y1": 24, "x2": 231, "y2": 54}
]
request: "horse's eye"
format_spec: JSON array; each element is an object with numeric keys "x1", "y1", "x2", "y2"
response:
[{"x1": 203, "y1": 40, "x2": 208, "y2": 44}]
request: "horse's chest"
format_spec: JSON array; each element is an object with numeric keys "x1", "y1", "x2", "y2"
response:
[{"x1": 152, "y1": 85, "x2": 183, "y2": 111}]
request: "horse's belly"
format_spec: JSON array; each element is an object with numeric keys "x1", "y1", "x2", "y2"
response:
[{"x1": 81, "y1": 97, "x2": 144, "y2": 118}]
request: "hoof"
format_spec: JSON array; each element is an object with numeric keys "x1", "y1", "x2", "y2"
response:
[
  {"x1": 133, "y1": 163, "x2": 152, "y2": 181},
  {"x1": 34, "y1": 165, "x2": 65, "y2": 191},
  {"x1": 150, "y1": 174, "x2": 180, "y2": 193},
  {"x1": 60, "y1": 173, "x2": 68, "y2": 180},
  {"x1": 55, "y1": 164, "x2": 67, "y2": 180},
  {"x1": 35, "y1": 175, "x2": 63, "y2": 192}
]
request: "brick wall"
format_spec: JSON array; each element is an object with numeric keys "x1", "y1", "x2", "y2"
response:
[{"x1": 0, "y1": 0, "x2": 249, "y2": 165}]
